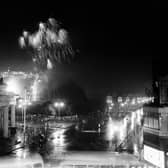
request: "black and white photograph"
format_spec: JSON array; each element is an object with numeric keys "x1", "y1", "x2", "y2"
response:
[{"x1": 0, "y1": 3, "x2": 166, "y2": 168}]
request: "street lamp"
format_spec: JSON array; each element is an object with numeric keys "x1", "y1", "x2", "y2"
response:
[
  {"x1": 17, "y1": 89, "x2": 31, "y2": 145},
  {"x1": 21, "y1": 89, "x2": 27, "y2": 145},
  {"x1": 54, "y1": 101, "x2": 65, "y2": 118}
]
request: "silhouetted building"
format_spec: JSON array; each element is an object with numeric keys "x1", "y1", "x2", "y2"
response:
[
  {"x1": 143, "y1": 59, "x2": 168, "y2": 167},
  {"x1": 152, "y1": 59, "x2": 168, "y2": 105}
]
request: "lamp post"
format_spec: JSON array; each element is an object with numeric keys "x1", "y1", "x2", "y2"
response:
[
  {"x1": 23, "y1": 88, "x2": 28, "y2": 145},
  {"x1": 17, "y1": 92, "x2": 32, "y2": 146},
  {"x1": 23, "y1": 103, "x2": 26, "y2": 144},
  {"x1": 54, "y1": 101, "x2": 65, "y2": 119}
]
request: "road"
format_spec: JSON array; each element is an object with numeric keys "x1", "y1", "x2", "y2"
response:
[
  {"x1": 0, "y1": 121, "x2": 155, "y2": 167},
  {"x1": 41, "y1": 123, "x2": 154, "y2": 167}
]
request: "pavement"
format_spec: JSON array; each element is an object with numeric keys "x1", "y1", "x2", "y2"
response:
[
  {"x1": 44, "y1": 151, "x2": 156, "y2": 168},
  {"x1": 0, "y1": 121, "x2": 157, "y2": 168}
]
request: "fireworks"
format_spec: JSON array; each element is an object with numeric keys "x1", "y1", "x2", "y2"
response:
[{"x1": 19, "y1": 18, "x2": 74, "y2": 70}]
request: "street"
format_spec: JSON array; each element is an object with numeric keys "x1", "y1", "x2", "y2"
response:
[{"x1": 0, "y1": 121, "x2": 156, "y2": 168}]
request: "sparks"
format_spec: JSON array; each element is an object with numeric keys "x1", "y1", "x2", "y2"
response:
[{"x1": 19, "y1": 18, "x2": 74, "y2": 70}]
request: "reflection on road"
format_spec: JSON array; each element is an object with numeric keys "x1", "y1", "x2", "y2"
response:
[{"x1": 0, "y1": 122, "x2": 153, "y2": 167}]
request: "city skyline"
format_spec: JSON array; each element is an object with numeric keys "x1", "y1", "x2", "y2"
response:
[{"x1": 1, "y1": 3, "x2": 167, "y2": 168}]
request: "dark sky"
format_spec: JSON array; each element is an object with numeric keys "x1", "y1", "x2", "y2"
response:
[{"x1": 0, "y1": 4, "x2": 165, "y2": 98}]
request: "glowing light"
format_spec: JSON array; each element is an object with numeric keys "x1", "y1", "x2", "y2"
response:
[
  {"x1": 31, "y1": 75, "x2": 39, "y2": 101},
  {"x1": 131, "y1": 98, "x2": 136, "y2": 105},
  {"x1": 39, "y1": 22, "x2": 45, "y2": 31},
  {"x1": 106, "y1": 97, "x2": 113, "y2": 104},
  {"x1": 23, "y1": 31, "x2": 28, "y2": 38},
  {"x1": 117, "y1": 97, "x2": 122, "y2": 103},
  {"x1": 137, "y1": 97, "x2": 141, "y2": 104},
  {"x1": 54, "y1": 102, "x2": 58, "y2": 107},
  {"x1": 47, "y1": 58, "x2": 53, "y2": 69},
  {"x1": 19, "y1": 36, "x2": 25, "y2": 48},
  {"x1": 131, "y1": 112, "x2": 136, "y2": 130},
  {"x1": 27, "y1": 101, "x2": 32, "y2": 105},
  {"x1": 54, "y1": 101, "x2": 65, "y2": 108},
  {"x1": 19, "y1": 18, "x2": 74, "y2": 70},
  {"x1": 133, "y1": 143, "x2": 138, "y2": 155},
  {"x1": 52, "y1": 130, "x2": 65, "y2": 147},
  {"x1": 105, "y1": 117, "x2": 115, "y2": 141},
  {"x1": 15, "y1": 148, "x2": 27, "y2": 159},
  {"x1": 144, "y1": 145, "x2": 165, "y2": 168},
  {"x1": 105, "y1": 117, "x2": 128, "y2": 142},
  {"x1": 119, "y1": 117, "x2": 128, "y2": 141},
  {"x1": 60, "y1": 102, "x2": 65, "y2": 107},
  {"x1": 136, "y1": 108, "x2": 143, "y2": 125},
  {"x1": 6, "y1": 78, "x2": 20, "y2": 94},
  {"x1": 58, "y1": 29, "x2": 68, "y2": 44},
  {"x1": 31, "y1": 83, "x2": 37, "y2": 101},
  {"x1": 18, "y1": 99, "x2": 23, "y2": 103},
  {"x1": 18, "y1": 104, "x2": 23, "y2": 108}
]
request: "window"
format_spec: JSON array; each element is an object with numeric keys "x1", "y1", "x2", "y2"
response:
[
  {"x1": 143, "y1": 111, "x2": 160, "y2": 130},
  {"x1": 154, "y1": 118, "x2": 159, "y2": 129}
]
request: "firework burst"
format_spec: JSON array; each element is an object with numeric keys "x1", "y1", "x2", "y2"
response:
[{"x1": 19, "y1": 18, "x2": 74, "y2": 70}]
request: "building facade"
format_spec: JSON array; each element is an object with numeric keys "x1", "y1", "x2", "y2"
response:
[
  {"x1": 143, "y1": 74, "x2": 168, "y2": 168},
  {"x1": 0, "y1": 78, "x2": 16, "y2": 138}
]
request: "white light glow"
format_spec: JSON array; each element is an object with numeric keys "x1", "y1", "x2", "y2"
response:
[
  {"x1": 23, "y1": 31, "x2": 28, "y2": 38},
  {"x1": 27, "y1": 101, "x2": 32, "y2": 105},
  {"x1": 19, "y1": 36, "x2": 25, "y2": 48},
  {"x1": 47, "y1": 58, "x2": 53, "y2": 69},
  {"x1": 54, "y1": 101, "x2": 65, "y2": 108},
  {"x1": 105, "y1": 117, "x2": 128, "y2": 142},
  {"x1": 131, "y1": 112, "x2": 136, "y2": 130},
  {"x1": 54, "y1": 102, "x2": 58, "y2": 107},
  {"x1": 18, "y1": 104, "x2": 23, "y2": 108},
  {"x1": 136, "y1": 108, "x2": 143, "y2": 125},
  {"x1": 133, "y1": 143, "x2": 138, "y2": 155},
  {"x1": 60, "y1": 102, "x2": 65, "y2": 107},
  {"x1": 52, "y1": 129, "x2": 65, "y2": 147},
  {"x1": 131, "y1": 98, "x2": 136, "y2": 105},
  {"x1": 31, "y1": 75, "x2": 39, "y2": 101},
  {"x1": 144, "y1": 145, "x2": 165, "y2": 168},
  {"x1": 6, "y1": 78, "x2": 20, "y2": 95},
  {"x1": 118, "y1": 97, "x2": 122, "y2": 103}
]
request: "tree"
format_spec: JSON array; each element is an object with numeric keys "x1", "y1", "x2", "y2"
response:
[{"x1": 53, "y1": 80, "x2": 90, "y2": 115}]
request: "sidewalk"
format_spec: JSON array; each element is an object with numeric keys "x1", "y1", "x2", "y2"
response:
[{"x1": 43, "y1": 151, "x2": 157, "y2": 168}]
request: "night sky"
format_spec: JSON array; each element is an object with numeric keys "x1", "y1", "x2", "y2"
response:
[{"x1": 0, "y1": 4, "x2": 166, "y2": 98}]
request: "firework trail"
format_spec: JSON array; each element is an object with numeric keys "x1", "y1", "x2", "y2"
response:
[{"x1": 19, "y1": 18, "x2": 74, "y2": 70}]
